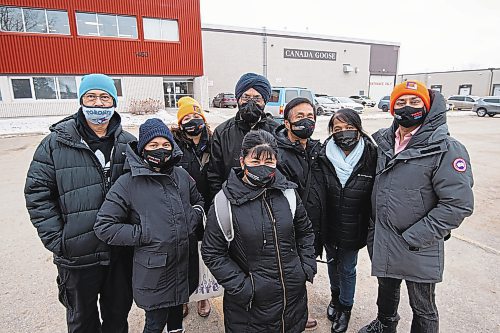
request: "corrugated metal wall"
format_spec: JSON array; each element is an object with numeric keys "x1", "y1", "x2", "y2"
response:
[{"x1": 0, "y1": 0, "x2": 203, "y2": 76}]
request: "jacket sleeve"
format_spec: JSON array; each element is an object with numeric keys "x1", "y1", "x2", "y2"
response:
[
  {"x1": 206, "y1": 128, "x2": 225, "y2": 199},
  {"x1": 188, "y1": 173, "x2": 205, "y2": 235},
  {"x1": 293, "y1": 191, "x2": 317, "y2": 282},
  {"x1": 24, "y1": 136, "x2": 64, "y2": 256},
  {"x1": 402, "y1": 140, "x2": 474, "y2": 248},
  {"x1": 94, "y1": 177, "x2": 143, "y2": 246},
  {"x1": 201, "y1": 205, "x2": 253, "y2": 306}
]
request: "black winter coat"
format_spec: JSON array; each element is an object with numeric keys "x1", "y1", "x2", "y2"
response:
[
  {"x1": 173, "y1": 127, "x2": 211, "y2": 217},
  {"x1": 94, "y1": 142, "x2": 204, "y2": 311},
  {"x1": 319, "y1": 136, "x2": 377, "y2": 250},
  {"x1": 207, "y1": 112, "x2": 279, "y2": 198},
  {"x1": 274, "y1": 125, "x2": 326, "y2": 256},
  {"x1": 201, "y1": 169, "x2": 317, "y2": 333},
  {"x1": 24, "y1": 113, "x2": 135, "y2": 268}
]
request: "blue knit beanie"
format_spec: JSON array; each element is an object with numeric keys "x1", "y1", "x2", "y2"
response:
[
  {"x1": 137, "y1": 118, "x2": 174, "y2": 155},
  {"x1": 78, "y1": 74, "x2": 118, "y2": 107},
  {"x1": 235, "y1": 73, "x2": 272, "y2": 103}
]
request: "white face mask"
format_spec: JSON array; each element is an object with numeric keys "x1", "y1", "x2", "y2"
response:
[{"x1": 82, "y1": 106, "x2": 115, "y2": 125}]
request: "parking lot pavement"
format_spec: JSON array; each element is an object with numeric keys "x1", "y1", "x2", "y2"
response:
[{"x1": 0, "y1": 114, "x2": 498, "y2": 332}]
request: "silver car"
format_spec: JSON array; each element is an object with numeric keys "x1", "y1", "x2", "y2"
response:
[
  {"x1": 473, "y1": 97, "x2": 500, "y2": 117},
  {"x1": 447, "y1": 95, "x2": 479, "y2": 110}
]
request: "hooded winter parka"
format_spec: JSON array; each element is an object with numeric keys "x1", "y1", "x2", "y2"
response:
[
  {"x1": 369, "y1": 91, "x2": 474, "y2": 283},
  {"x1": 201, "y1": 168, "x2": 317, "y2": 333},
  {"x1": 94, "y1": 142, "x2": 204, "y2": 310}
]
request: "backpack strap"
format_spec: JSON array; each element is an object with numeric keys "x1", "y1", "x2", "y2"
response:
[
  {"x1": 281, "y1": 189, "x2": 296, "y2": 219},
  {"x1": 214, "y1": 190, "x2": 234, "y2": 242}
]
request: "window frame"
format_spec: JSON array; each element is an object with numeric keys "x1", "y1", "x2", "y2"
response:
[
  {"x1": 143, "y1": 17, "x2": 180, "y2": 42},
  {"x1": 9, "y1": 76, "x2": 79, "y2": 102},
  {"x1": 75, "y1": 11, "x2": 138, "y2": 39},
  {"x1": 0, "y1": 5, "x2": 70, "y2": 35}
]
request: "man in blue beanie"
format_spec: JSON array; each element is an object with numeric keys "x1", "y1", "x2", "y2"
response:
[
  {"x1": 25, "y1": 73, "x2": 136, "y2": 333},
  {"x1": 207, "y1": 72, "x2": 279, "y2": 196}
]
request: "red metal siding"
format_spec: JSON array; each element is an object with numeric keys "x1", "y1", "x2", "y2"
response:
[{"x1": 0, "y1": 0, "x2": 203, "y2": 76}]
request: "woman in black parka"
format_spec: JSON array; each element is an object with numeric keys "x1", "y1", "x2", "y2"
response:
[
  {"x1": 201, "y1": 130, "x2": 317, "y2": 333},
  {"x1": 171, "y1": 97, "x2": 213, "y2": 318},
  {"x1": 318, "y1": 109, "x2": 377, "y2": 333},
  {"x1": 94, "y1": 118, "x2": 204, "y2": 333}
]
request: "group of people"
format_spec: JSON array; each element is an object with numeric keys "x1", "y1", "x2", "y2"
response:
[{"x1": 24, "y1": 72, "x2": 474, "y2": 333}]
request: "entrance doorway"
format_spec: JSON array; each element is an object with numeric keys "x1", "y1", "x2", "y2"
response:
[{"x1": 163, "y1": 79, "x2": 194, "y2": 107}]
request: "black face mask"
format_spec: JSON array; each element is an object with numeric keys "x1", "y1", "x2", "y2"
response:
[
  {"x1": 394, "y1": 106, "x2": 427, "y2": 128},
  {"x1": 289, "y1": 118, "x2": 315, "y2": 139},
  {"x1": 243, "y1": 164, "x2": 276, "y2": 187},
  {"x1": 333, "y1": 130, "x2": 360, "y2": 151},
  {"x1": 181, "y1": 118, "x2": 205, "y2": 136},
  {"x1": 239, "y1": 100, "x2": 265, "y2": 124},
  {"x1": 143, "y1": 148, "x2": 173, "y2": 171}
]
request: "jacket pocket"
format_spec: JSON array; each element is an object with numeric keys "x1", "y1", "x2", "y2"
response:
[
  {"x1": 406, "y1": 189, "x2": 427, "y2": 222},
  {"x1": 133, "y1": 250, "x2": 167, "y2": 290}
]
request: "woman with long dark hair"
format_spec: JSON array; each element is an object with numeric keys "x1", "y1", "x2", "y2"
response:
[{"x1": 318, "y1": 109, "x2": 377, "y2": 333}]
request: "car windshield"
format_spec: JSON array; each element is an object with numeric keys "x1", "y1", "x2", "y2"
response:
[
  {"x1": 317, "y1": 97, "x2": 334, "y2": 104},
  {"x1": 223, "y1": 94, "x2": 235, "y2": 98},
  {"x1": 360, "y1": 95, "x2": 370, "y2": 99},
  {"x1": 338, "y1": 97, "x2": 355, "y2": 103}
]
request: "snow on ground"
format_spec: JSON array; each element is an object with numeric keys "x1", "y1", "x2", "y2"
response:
[{"x1": 0, "y1": 107, "x2": 475, "y2": 137}]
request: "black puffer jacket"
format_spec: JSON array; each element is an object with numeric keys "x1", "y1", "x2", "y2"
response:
[
  {"x1": 94, "y1": 142, "x2": 204, "y2": 310},
  {"x1": 319, "y1": 136, "x2": 377, "y2": 250},
  {"x1": 274, "y1": 125, "x2": 326, "y2": 256},
  {"x1": 207, "y1": 112, "x2": 278, "y2": 198},
  {"x1": 24, "y1": 112, "x2": 135, "y2": 268},
  {"x1": 201, "y1": 168, "x2": 316, "y2": 333},
  {"x1": 173, "y1": 127, "x2": 211, "y2": 215}
]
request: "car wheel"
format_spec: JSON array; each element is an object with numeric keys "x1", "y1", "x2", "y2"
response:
[
  {"x1": 476, "y1": 108, "x2": 487, "y2": 117},
  {"x1": 316, "y1": 107, "x2": 324, "y2": 116},
  {"x1": 382, "y1": 105, "x2": 388, "y2": 112},
  {"x1": 488, "y1": 113, "x2": 495, "y2": 117}
]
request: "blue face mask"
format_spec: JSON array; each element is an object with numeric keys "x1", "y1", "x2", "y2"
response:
[{"x1": 82, "y1": 106, "x2": 115, "y2": 125}]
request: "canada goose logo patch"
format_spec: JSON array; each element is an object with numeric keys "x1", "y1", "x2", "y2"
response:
[{"x1": 452, "y1": 158, "x2": 467, "y2": 173}]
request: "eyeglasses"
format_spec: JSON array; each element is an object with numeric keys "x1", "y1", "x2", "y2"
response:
[
  {"x1": 240, "y1": 95, "x2": 264, "y2": 103},
  {"x1": 83, "y1": 94, "x2": 113, "y2": 103}
]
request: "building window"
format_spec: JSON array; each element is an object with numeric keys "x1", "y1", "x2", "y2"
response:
[
  {"x1": 76, "y1": 12, "x2": 138, "y2": 39},
  {"x1": 0, "y1": 88, "x2": 3, "y2": 101},
  {"x1": 113, "y1": 79, "x2": 123, "y2": 97},
  {"x1": 431, "y1": 85, "x2": 442, "y2": 93},
  {"x1": 11, "y1": 79, "x2": 32, "y2": 99},
  {"x1": 10, "y1": 76, "x2": 78, "y2": 100},
  {"x1": 143, "y1": 18, "x2": 179, "y2": 41},
  {"x1": 0, "y1": 6, "x2": 70, "y2": 35}
]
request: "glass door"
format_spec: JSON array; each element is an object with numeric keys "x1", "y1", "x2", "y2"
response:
[{"x1": 163, "y1": 79, "x2": 194, "y2": 107}]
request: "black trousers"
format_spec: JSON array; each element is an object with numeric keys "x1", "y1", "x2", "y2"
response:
[
  {"x1": 377, "y1": 277, "x2": 439, "y2": 333},
  {"x1": 143, "y1": 305, "x2": 183, "y2": 333},
  {"x1": 56, "y1": 250, "x2": 133, "y2": 333}
]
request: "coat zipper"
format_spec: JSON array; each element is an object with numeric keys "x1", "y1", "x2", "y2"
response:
[{"x1": 263, "y1": 192, "x2": 286, "y2": 333}]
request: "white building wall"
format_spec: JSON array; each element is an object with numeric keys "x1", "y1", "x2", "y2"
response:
[
  {"x1": 202, "y1": 30, "x2": 263, "y2": 104},
  {"x1": 399, "y1": 69, "x2": 500, "y2": 98},
  {"x1": 266, "y1": 36, "x2": 370, "y2": 97}
]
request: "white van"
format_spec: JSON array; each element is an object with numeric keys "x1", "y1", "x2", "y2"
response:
[{"x1": 264, "y1": 87, "x2": 315, "y2": 121}]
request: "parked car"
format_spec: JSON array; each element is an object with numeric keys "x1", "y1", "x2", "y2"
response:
[
  {"x1": 328, "y1": 96, "x2": 364, "y2": 114},
  {"x1": 264, "y1": 87, "x2": 315, "y2": 120},
  {"x1": 349, "y1": 95, "x2": 376, "y2": 107},
  {"x1": 473, "y1": 97, "x2": 500, "y2": 117},
  {"x1": 212, "y1": 93, "x2": 237, "y2": 108},
  {"x1": 447, "y1": 95, "x2": 479, "y2": 111},
  {"x1": 315, "y1": 96, "x2": 341, "y2": 115},
  {"x1": 377, "y1": 95, "x2": 390, "y2": 112}
]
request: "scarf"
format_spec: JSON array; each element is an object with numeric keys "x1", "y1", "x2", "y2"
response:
[{"x1": 326, "y1": 137, "x2": 365, "y2": 188}]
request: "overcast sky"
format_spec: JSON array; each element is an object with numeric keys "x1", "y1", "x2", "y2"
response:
[{"x1": 200, "y1": 0, "x2": 500, "y2": 74}]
